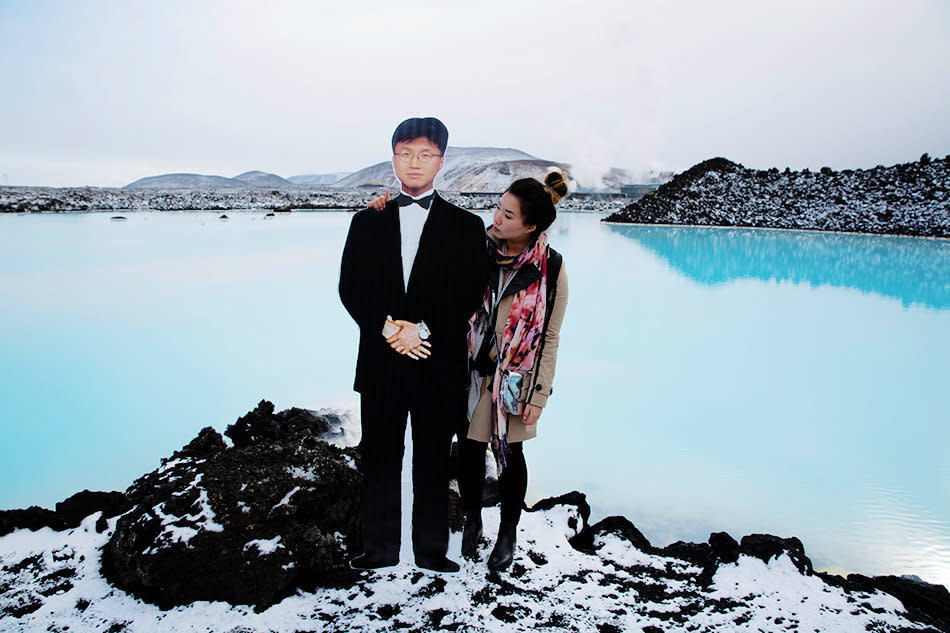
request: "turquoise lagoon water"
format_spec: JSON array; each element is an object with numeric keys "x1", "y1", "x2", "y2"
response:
[{"x1": 0, "y1": 210, "x2": 948, "y2": 587}]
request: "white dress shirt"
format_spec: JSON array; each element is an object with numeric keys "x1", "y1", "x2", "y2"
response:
[{"x1": 399, "y1": 188, "x2": 434, "y2": 290}]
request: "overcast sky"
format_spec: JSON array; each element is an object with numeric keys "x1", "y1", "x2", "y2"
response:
[{"x1": 1, "y1": 0, "x2": 948, "y2": 187}]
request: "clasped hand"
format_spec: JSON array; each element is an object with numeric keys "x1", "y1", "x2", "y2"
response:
[{"x1": 384, "y1": 319, "x2": 432, "y2": 360}]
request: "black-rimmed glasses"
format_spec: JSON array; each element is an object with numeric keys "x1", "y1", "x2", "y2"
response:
[{"x1": 393, "y1": 151, "x2": 443, "y2": 165}]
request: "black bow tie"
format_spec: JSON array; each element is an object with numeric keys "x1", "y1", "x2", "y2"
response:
[{"x1": 396, "y1": 193, "x2": 433, "y2": 209}]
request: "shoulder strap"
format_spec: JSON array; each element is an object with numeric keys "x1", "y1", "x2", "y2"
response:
[{"x1": 544, "y1": 247, "x2": 563, "y2": 330}]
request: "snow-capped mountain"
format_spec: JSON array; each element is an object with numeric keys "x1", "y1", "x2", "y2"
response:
[
  {"x1": 124, "y1": 173, "x2": 246, "y2": 189},
  {"x1": 333, "y1": 147, "x2": 568, "y2": 193},
  {"x1": 126, "y1": 171, "x2": 295, "y2": 189},
  {"x1": 287, "y1": 173, "x2": 350, "y2": 186},
  {"x1": 117, "y1": 147, "x2": 642, "y2": 193},
  {"x1": 233, "y1": 171, "x2": 295, "y2": 188}
]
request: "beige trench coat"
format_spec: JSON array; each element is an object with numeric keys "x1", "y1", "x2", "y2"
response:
[{"x1": 467, "y1": 257, "x2": 568, "y2": 443}]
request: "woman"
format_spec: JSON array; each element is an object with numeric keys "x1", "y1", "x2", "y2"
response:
[
  {"x1": 366, "y1": 171, "x2": 569, "y2": 572},
  {"x1": 460, "y1": 171, "x2": 569, "y2": 571}
]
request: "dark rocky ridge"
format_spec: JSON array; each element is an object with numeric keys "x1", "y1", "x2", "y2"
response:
[
  {"x1": 0, "y1": 490, "x2": 130, "y2": 537},
  {"x1": 1, "y1": 401, "x2": 947, "y2": 630},
  {"x1": 0, "y1": 186, "x2": 373, "y2": 212},
  {"x1": 0, "y1": 187, "x2": 620, "y2": 213},
  {"x1": 604, "y1": 154, "x2": 950, "y2": 238}
]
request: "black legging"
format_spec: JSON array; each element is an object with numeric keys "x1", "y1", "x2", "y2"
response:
[{"x1": 458, "y1": 438, "x2": 527, "y2": 525}]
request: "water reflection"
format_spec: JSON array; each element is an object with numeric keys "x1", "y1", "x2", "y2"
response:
[
  {"x1": 607, "y1": 224, "x2": 950, "y2": 309},
  {"x1": 853, "y1": 486, "x2": 950, "y2": 586}
]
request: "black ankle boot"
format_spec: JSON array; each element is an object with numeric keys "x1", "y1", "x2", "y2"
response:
[
  {"x1": 461, "y1": 513, "x2": 483, "y2": 559},
  {"x1": 487, "y1": 521, "x2": 517, "y2": 571}
]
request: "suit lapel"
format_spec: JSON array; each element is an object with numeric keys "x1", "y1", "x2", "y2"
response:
[{"x1": 383, "y1": 202, "x2": 406, "y2": 296}]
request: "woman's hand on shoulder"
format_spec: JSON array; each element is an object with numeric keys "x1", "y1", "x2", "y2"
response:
[
  {"x1": 366, "y1": 190, "x2": 390, "y2": 211},
  {"x1": 522, "y1": 403, "x2": 542, "y2": 425}
]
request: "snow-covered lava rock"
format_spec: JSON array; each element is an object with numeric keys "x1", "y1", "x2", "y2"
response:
[{"x1": 605, "y1": 155, "x2": 950, "y2": 238}]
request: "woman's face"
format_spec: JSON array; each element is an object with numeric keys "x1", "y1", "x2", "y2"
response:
[{"x1": 490, "y1": 192, "x2": 536, "y2": 245}]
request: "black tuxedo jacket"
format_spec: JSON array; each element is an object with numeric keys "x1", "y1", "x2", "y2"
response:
[{"x1": 339, "y1": 193, "x2": 488, "y2": 396}]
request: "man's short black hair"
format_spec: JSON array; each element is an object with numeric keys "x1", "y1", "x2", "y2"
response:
[{"x1": 391, "y1": 117, "x2": 448, "y2": 155}]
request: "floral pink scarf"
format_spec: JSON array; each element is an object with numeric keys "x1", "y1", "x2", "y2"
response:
[{"x1": 468, "y1": 231, "x2": 548, "y2": 469}]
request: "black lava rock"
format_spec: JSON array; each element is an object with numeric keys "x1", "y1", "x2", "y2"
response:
[
  {"x1": 0, "y1": 507, "x2": 61, "y2": 537},
  {"x1": 708, "y1": 531, "x2": 741, "y2": 565},
  {"x1": 55, "y1": 491, "x2": 131, "y2": 530},
  {"x1": 739, "y1": 534, "x2": 813, "y2": 575},
  {"x1": 101, "y1": 400, "x2": 362, "y2": 610},
  {"x1": 527, "y1": 491, "x2": 592, "y2": 551},
  {"x1": 224, "y1": 399, "x2": 335, "y2": 448},
  {"x1": 0, "y1": 491, "x2": 131, "y2": 537},
  {"x1": 818, "y1": 572, "x2": 950, "y2": 632},
  {"x1": 527, "y1": 491, "x2": 591, "y2": 526},
  {"x1": 588, "y1": 515, "x2": 654, "y2": 553},
  {"x1": 605, "y1": 155, "x2": 950, "y2": 238}
]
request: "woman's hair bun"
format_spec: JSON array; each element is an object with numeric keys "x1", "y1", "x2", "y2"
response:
[{"x1": 544, "y1": 171, "x2": 569, "y2": 206}]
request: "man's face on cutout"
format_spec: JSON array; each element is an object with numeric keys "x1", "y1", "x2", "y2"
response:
[{"x1": 392, "y1": 137, "x2": 444, "y2": 196}]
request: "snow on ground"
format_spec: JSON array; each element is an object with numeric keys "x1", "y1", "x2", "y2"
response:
[
  {"x1": 709, "y1": 556, "x2": 910, "y2": 633},
  {"x1": 0, "y1": 505, "x2": 931, "y2": 633}
]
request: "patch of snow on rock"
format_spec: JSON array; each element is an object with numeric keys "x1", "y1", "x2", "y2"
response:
[
  {"x1": 271, "y1": 486, "x2": 301, "y2": 512},
  {"x1": 285, "y1": 466, "x2": 317, "y2": 482},
  {"x1": 150, "y1": 474, "x2": 224, "y2": 550},
  {"x1": 244, "y1": 536, "x2": 283, "y2": 556}
]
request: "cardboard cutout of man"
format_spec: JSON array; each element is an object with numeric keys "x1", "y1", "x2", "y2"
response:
[{"x1": 339, "y1": 117, "x2": 487, "y2": 572}]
